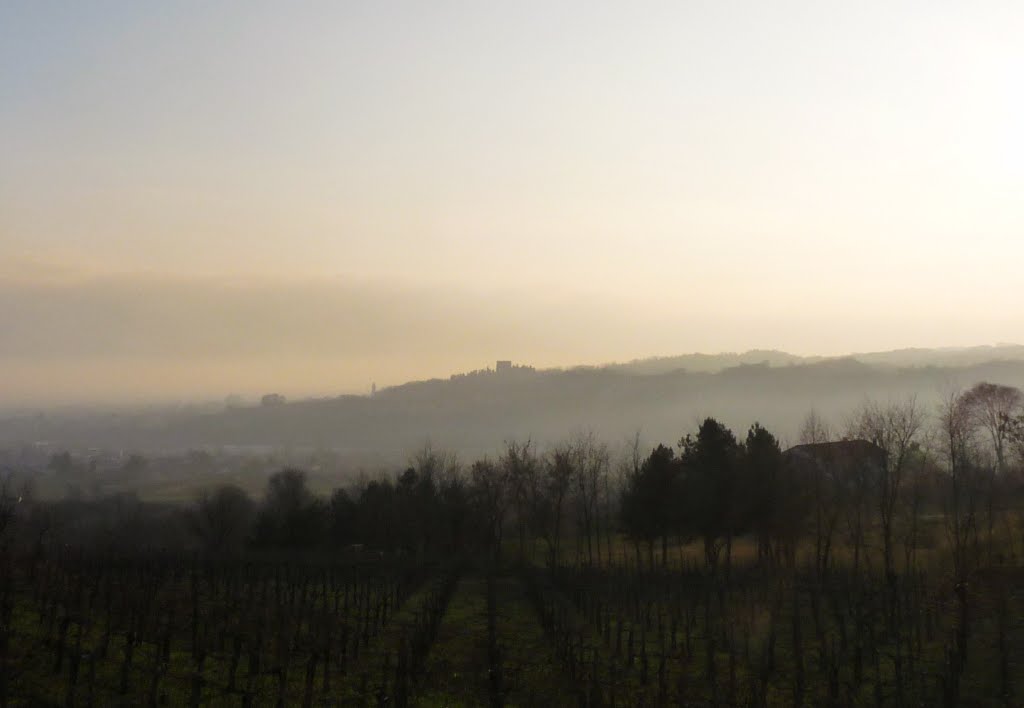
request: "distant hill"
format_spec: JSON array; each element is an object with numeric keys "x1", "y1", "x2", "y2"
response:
[
  {"x1": 605, "y1": 349, "x2": 809, "y2": 375},
  {"x1": 849, "y1": 344, "x2": 1024, "y2": 368},
  {"x1": 604, "y1": 344, "x2": 1024, "y2": 376},
  {"x1": 3, "y1": 345, "x2": 1023, "y2": 463}
]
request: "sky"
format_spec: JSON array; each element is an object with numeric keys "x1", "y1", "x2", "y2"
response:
[{"x1": 1, "y1": 1, "x2": 1023, "y2": 405}]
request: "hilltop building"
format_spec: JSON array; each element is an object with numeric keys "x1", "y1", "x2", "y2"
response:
[{"x1": 493, "y1": 360, "x2": 536, "y2": 375}]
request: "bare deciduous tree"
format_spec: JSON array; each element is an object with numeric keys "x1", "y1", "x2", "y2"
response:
[
  {"x1": 795, "y1": 411, "x2": 839, "y2": 580},
  {"x1": 502, "y1": 440, "x2": 540, "y2": 560},
  {"x1": 799, "y1": 409, "x2": 832, "y2": 445},
  {"x1": 935, "y1": 389, "x2": 982, "y2": 581},
  {"x1": 847, "y1": 397, "x2": 924, "y2": 583},
  {"x1": 571, "y1": 432, "x2": 609, "y2": 567},
  {"x1": 539, "y1": 445, "x2": 574, "y2": 568},
  {"x1": 412, "y1": 442, "x2": 461, "y2": 485},
  {"x1": 959, "y1": 382, "x2": 1023, "y2": 475},
  {"x1": 471, "y1": 458, "x2": 508, "y2": 559},
  {"x1": 617, "y1": 431, "x2": 647, "y2": 568}
]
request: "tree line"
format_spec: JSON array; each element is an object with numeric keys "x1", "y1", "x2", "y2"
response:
[
  {"x1": 176, "y1": 382, "x2": 1024, "y2": 573},
  {"x1": 3, "y1": 382, "x2": 1023, "y2": 579}
]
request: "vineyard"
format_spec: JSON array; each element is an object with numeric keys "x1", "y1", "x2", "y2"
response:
[{"x1": 1, "y1": 541, "x2": 1021, "y2": 706}]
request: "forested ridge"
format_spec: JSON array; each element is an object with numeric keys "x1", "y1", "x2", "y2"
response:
[{"x1": 4, "y1": 350, "x2": 1024, "y2": 461}]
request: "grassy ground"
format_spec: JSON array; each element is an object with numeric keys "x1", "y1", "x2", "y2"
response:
[
  {"x1": 493, "y1": 572, "x2": 578, "y2": 708},
  {"x1": 413, "y1": 576, "x2": 491, "y2": 707}
]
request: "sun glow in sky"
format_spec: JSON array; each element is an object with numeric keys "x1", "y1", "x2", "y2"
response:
[{"x1": 1, "y1": 1, "x2": 1022, "y2": 403}]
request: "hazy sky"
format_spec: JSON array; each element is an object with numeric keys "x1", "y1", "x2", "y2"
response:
[{"x1": 2, "y1": 1, "x2": 1022, "y2": 404}]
